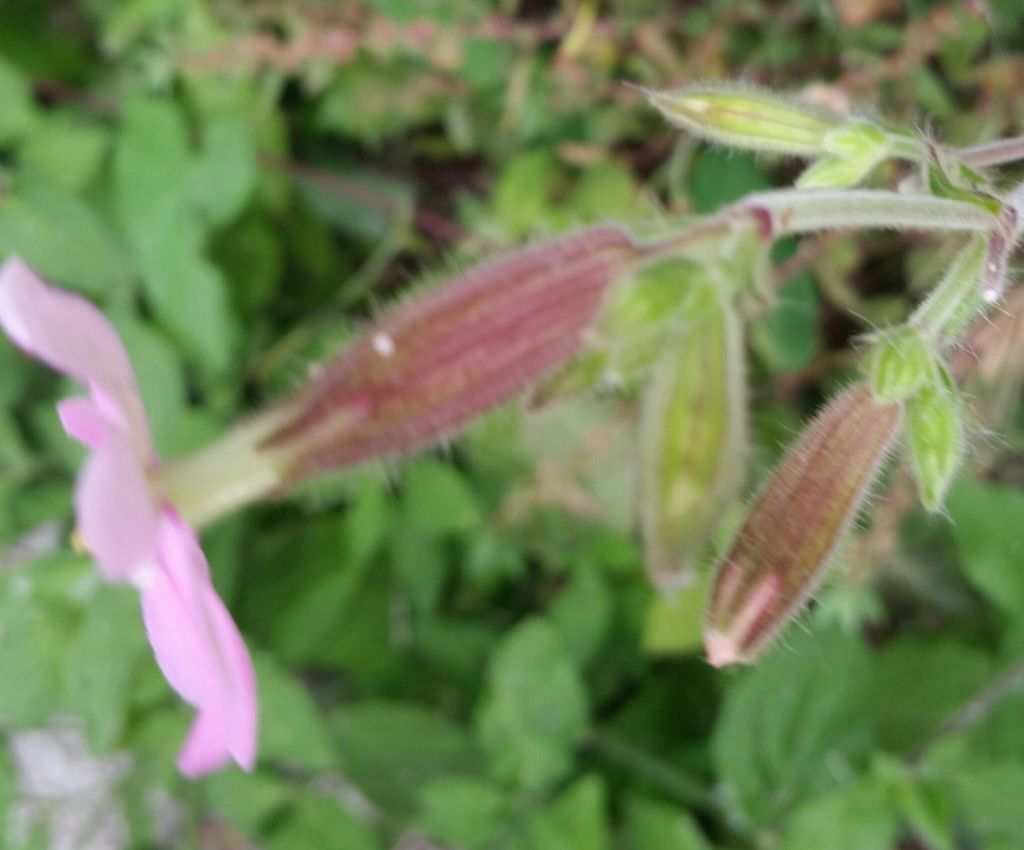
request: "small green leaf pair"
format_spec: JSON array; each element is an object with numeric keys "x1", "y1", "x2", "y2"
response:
[{"x1": 866, "y1": 324, "x2": 965, "y2": 513}]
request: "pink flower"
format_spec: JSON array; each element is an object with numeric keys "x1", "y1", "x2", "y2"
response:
[{"x1": 0, "y1": 257, "x2": 257, "y2": 777}]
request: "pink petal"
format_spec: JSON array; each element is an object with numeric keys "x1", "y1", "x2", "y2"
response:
[
  {"x1": 57, "y1": 397, "x2": 109, "y2": 449},
  {"x1": 140, "y1": 512, "x2": 257, "y2": 776},
  {"x1": 0, "y1": 257, "x2": 151, "y2": 456},
  {"x1": 76, "y1": 431, "x2": 161, "y2": 582}
]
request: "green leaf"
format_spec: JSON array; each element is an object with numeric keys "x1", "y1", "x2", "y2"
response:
[
  {"x1": 190, "y1": 117, "x2": 258, "y2": 227},
  {"x1": 462, "y1": 37, "x2": 515, "y2": 89},
  {"x1": 401, "y1": 459, "x2": 483, "y2": 535},
  {"x1": 204, "y1": 768, "x2": 291, "y2": 837},
  {"x1": 712, "y1": 628, "x2": 877, "y2": 825},
  {"x1": 63, "y1": 584, "x2": 149, "y2": 752},
  {"x1": 114, "y1": 99, "x2": 193, "y2": 229},
  {"x1": 0, "y1": 57, "x2": 36, "y2": 143},
  {"x1": 750, "y1": 271, "x2": 821, "y2": 373},
  {"x1": 0, "y1": 175, "x2": 133, "y2": 298},
  {"x1": 254, "y1": 653, "x2": 336, "y2": 771},
  {"x1": 493, "y1": 151, "x2": 559, "y2": 238},
  {"x1": 528, "y1": 774, "x2": 610, "y2": 850},
  {"x1": 777, "y1": 779, "x2": 899, "y2": 850},
  {"x1": 333, "y1": 701, "x2": 480, "y2": 819},
  {"x1": 947, "y1": 479, "x2": 1024, "y2": 615},
  {"x1": 18, "y1": 114, "x2": 109, "y2": 191},
  {"x1": 0, "y1": 554, "x2": 92, "y2": 727},
  {"x1": 572, "y1": 161, "x2": 638, "y2": 222},
  {"x1": 238, "y1": 516, "x2": 362, "y2": 663},
  {"x1": 688, "y1": 148, "x2": 769, "y2": 214},
  {"x1": 417, "y1": 775, "x2": 510, "y2": 850},
  {"x1": 476, "y1": 617, "x2": 589, "y2": 792},
  {"x1": 266, "y1": 794, "x2": 382, "y2": 850},
  {"x1": 550, "y1": 569, "x2": 613, "y2": 665},
  {"x1": 874, "y1": 636, "x2": 993, "y2": 753},
  {"x1": 621, "y1": 794, "x2": 711, "y2": 850},
  {"x1": 951, "y1": 759, "x2": 1024, "y2": 847},
  {"x1": 113, "y1": 97, "x2": 237, "y2": 371}
]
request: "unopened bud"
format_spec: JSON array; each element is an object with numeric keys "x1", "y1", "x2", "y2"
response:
[
  {"x1": 640, "y1": 287, "x2": 746, "y2": 589},
  {"x1": 527, "y1": 258, "x2": 714, "y2": 408},
  {"x1": 865, "y1": 325, "x2": 939, "y2": 403},
  {"x1": 823, "y1": 121, "x2": 888, "y2": 160},
  {"x1": 526, "y1": 350, "x2": 609, "y2": 410},
  {"x1": 264, "y1": 226, "x2": 639, "y2": 480},
  {"x1": 796, "y1": 122, "x2": 891, "y2": 188},
  {"x1": 905, "y1": 371, "x2": 963, "y2": 512},
  {"x1": 704, "y1": 384, "x2": 901, "y2": 666},
  {"x1": 646, "y1": 84, "x2": 840, "y2": 156}
]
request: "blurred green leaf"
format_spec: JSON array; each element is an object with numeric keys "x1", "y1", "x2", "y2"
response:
[
  {"x1": 712, "y1": 628, "x2": 877, "y2": 825},
  {"x1": 63, "y1": 584, "x2": 149, "y2": 752},
  {"x1": 950, "y1": 759, "x2": 1024, "y2": 848},
  {"x1": 750, "y1": 271, "x2": 820, "y2": 373},
  {"x1": 334, "y1": 701, "x2": 480, "y2": 819},
  {"x1": 0, "y1": 174, "x2": 133, "y2": 297},
  {"x1": 621, "y1": 794, "x2": 711, "y2": 850},
  {"x1": 113, "y1": 98, "x2": 237, "y2": 371},
  {"x1": 688, "y1": 149, "x2": 769, "y2": 213},
  {"x1": 18, "y1": 115, "x2": 109, "y2": 191},
  {"x1": 476, "y1": 617, "x2": 589, "y2": 792},
  {"x1": 204, "y1": 768, "x2": 291, "y2": 837},
  {"x1": 190, "y1": 117, "x2": 258, "y2": 227},
  {"x1": 947, "y1": 480, "x2": 1024, "y2": 615},
  {"x1": 401, "y1": 458, "x2": 483, "y2": 536},
  {"x1": 493, "y1": 152, "x2": 559, "y2": 238},
  {"x1": 266, "y1": 793, "x2": 382, "y2": 850},
  {"x1": 528, "y1": 774, "x2": 610, "y2": 850},
  {"x1": 0, "y1": 57, "x2": 35, "y2": 144},
  {"x1": 874, "y1": 636, "x2": 993, "y2": 753},
  {"x1": 550, "y1": 569, "x2": 614, "y2": 665},
  {"x1": 254, "y1": 653, "x2": 336, "y2": 771},
  {"x1": 417, "y1": 775, "x2": 510, "y2": 849},
  {"x1": 776, "y1": 778, "x2": 898, "y2": 850}
]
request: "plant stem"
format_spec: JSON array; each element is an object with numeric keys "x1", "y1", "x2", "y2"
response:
[
  {"x1": 745, "y1": 189, "x2": 998, "y2": 235},
  {"x1": 958, "y1": 135, "x2": 1024, "y2": 170}
]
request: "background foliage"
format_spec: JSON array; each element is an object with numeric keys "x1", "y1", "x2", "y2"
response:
[{"x1": 3, "y1": 1, "x2": 1024, "y2": 848}]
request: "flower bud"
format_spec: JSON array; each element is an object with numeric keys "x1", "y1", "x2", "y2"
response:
[
  {"x1": 264, "y1": 226, "x2": 639, "y2": 480},
  {"x1": 865, "y1": 325, "x2": 939, "y2": 403},
  {"x1": 823, "y1": 121, "x2": 889, "y2": 160},
  {"x1": 526, "y1": 350, "x2": 609, "y2": 410},
  {"x1": 796, "y1": 122, "x2": 891, "y2": 188},
  {"x1": 904, "y1": 371, "x2": 964, "y2": 512},
  {"x1": 526, "y1": 258, "x2": 713, "y2": 408},
  {"x1": 646, "y1": 84, "x2": 840, "y2": 156},
  {"x1": 639, "y1": 287, "x2": 747, "y2": 589},
  {"x1": 704, "y1": 384, "x2": 901, "y2": 666}
]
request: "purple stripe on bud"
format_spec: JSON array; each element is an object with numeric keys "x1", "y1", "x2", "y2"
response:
[
  {"x1": 704, "y1": 384, "x2": 902, "y2": 667},
  {"x1": 265, "y1": 227, "x2": 638, "y2": 481}
]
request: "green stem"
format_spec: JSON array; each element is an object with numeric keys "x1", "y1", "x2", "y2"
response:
[
  {"x1": 958, "y1": 135, "x2": 1024, "y2": 169},
  {"x1": 745, "y1": 189, "x2": 998, "y2": 235}
]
